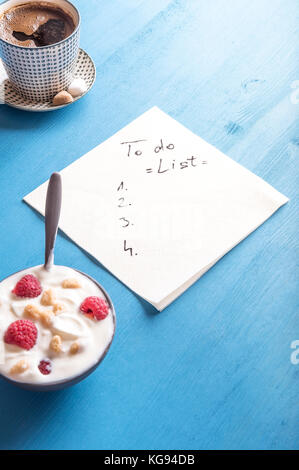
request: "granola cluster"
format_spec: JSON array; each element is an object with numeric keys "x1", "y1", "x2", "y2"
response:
[{"x1": 9, "y1": 278, "x2": 83, "y2": 375}]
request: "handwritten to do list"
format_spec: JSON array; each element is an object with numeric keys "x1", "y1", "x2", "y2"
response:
[
  {"x1": 25, "y1": 107, "x2": 288, "y2": 310},
  {"x1": 116, "y1": 133, "x2": 209, "y2": 260}
]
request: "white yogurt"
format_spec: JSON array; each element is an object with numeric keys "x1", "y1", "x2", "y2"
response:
[{"x1": 0, "y1": 265, "x2": 115, "y2": 384}]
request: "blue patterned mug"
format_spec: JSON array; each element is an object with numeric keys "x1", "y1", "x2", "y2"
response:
[{"x1": 0, "y1": 0, "x2": 80, "y2": 101}]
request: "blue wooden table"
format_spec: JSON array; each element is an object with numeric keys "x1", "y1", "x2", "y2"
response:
[{"x1": 0, "y1": 0, "x2": 298, "y2": 450}]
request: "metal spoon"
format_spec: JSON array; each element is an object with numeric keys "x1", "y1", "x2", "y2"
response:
[{"x1": 44, "y1": 172, "x2": 62, "y2": 271}]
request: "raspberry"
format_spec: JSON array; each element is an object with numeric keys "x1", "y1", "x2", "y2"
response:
[
  {"x1": 38, "y1": 359, "x2": 52, "y2": 375},
  {"x1": 4, "y1": 319, "x2": 38, "y2": 350},
  {"x1": 80, "y1": 296, "x2": 109, "y2": 321},
  {"x1": 12, "y1": 274, "x2": 42, "y2": 298}
]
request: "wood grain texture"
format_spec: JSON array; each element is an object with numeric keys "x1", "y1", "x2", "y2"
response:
[{"x1": 0, "y1": 0, "x2": 298, "y2": 450}]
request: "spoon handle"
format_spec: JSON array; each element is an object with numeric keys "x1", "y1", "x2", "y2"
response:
[{"x1": 44, "y1": 172, "x2": 62, "y2": 271}]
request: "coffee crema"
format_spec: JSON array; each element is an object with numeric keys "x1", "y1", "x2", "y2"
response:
[{"x1": 0, "y1": 2, "x2": 75, "y2": 47}]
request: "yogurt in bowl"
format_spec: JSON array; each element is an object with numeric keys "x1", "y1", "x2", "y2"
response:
[{"x1": 0, "y1": 264, "x2": 116, "y2": 390}]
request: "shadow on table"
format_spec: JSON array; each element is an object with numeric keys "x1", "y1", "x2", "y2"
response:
[
  {"x1": 0, "y1": 105, "x2": 49, "y2": 130},
  {"x1": 0, "y1": 377, "x2": 72, "y2": 449},
  {"x1": 135, "y1": 296, "x2": 161, "y2": 317},
  {"x1": 0, "y1": 100, "x2": 78, "y2": 130}
]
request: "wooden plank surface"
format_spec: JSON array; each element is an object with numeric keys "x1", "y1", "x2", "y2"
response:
[{"x1": 0, "y1": 0, "x2": 298, "y2": 450}]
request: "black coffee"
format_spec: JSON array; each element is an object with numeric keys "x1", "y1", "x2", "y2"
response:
[{"x1": 0, "y1": 2, "x2": 75, "y2": 47}]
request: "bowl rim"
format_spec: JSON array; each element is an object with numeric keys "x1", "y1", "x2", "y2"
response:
[
  {"x1": 0, "y1": 0, "x2": 81, "y2": 50},
  {"x1": 0, "y1": 266, "x2": 116, "y2": 390}
]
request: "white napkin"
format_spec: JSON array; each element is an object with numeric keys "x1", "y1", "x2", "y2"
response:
[{"x1": 24, "y1": 107, "x2": 288, "y2": 310}]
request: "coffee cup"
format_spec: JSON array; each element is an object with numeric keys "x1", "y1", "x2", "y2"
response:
[{"x1": 0, "y1": 0, "x2": 80, "y2": 101}]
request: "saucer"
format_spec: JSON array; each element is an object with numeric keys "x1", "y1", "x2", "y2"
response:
[{"x1": 0, "y1": 49, "x2": 96, "y2": 112}]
